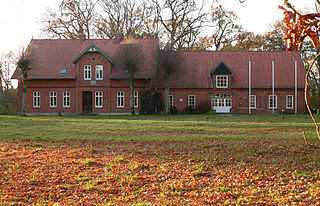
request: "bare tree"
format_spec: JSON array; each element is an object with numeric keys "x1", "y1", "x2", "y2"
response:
[
  {"x1": 157, "y1": 48, "x2": 183, "y2": 114},
  {"x1": 42, "y1": 0, "x2": 99, "y2": 39},
  {"x1": 210, "y1": 7, "x2": 241, "y2": 50},
  {"x1": 229, "y1": 31, "x2": 263, "y2": 51},
  {"x1": 260, "y1": 20, "x2": 287, "y2": 51},
  {"x1": 0, "y1": 58, "x2": 2, "y2": 94},
  {"x1": 152, "y1": 0, "x2": 208, "y2": 50},
  {"x1": 96, "y1": 0, "x2": 159, "y2": 39},
  {"x1": 113, "y1": 44, "x2": 144, "y2": 115},
  {"x1": 0, "y1": 52, "x2": 14, "y2": 91},
  {"x1": 16, "y1": 46, "x2": 38, "y2": 116},
  {"x1": 193, "y1": 6, "x2": 241, "y2": 51}
]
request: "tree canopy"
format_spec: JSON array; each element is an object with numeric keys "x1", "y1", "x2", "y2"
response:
[{"x1": 41, "y1": 0, "x2": 283, "y2": 51}]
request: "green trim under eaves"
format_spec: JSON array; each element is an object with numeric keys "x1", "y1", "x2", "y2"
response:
[{"x1": 72, "y1": 42, "x2": 114, "y2": 64}]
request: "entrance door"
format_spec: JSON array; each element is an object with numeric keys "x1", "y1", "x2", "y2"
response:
[
  {"x1": 211, "y1": 93, "x2": 232, "y2": 113},
  {"x1": 83, "y1": 92, "x2": 92, "y2": 113}
]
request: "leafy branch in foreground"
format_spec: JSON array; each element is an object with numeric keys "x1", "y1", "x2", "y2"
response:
[{"x1": 280, "y1": 0, "x2": 320, "y2": 144}]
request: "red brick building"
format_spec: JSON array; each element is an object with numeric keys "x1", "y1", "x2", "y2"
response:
[{"x1": 12, "y1": 38, "x2": 306, "y2": 115}]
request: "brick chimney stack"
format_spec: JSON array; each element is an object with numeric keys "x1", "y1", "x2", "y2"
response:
[
  {"x1": 80, "y1": 34, "x2": 86, "y2": 41},
  {"x1": 114, "y1": 33, "x2": 123, "y2": 44}
]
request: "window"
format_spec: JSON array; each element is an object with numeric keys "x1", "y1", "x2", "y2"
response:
[
  {"x1": 63, "y1": 91, "x2": 70, "y2": 108},
  {"x1": 95, "y1": 65, "x2": 103, "y2": 80},
  {"x1": 60, "y1": 68, "x2": 68, "y2": 75},
  {"x1": 95, "y1": 91, "x2": 103, "y2": 108},
  {"x1": 188, "y1": 95, "x2": 196, "y2": 108},
  {"x1": 33, "y1": 91, "x2": 40, "y2": 108},
  {"x1": 134, "y1": 91, "x2": 139, "y2": 108},
  {"x1": 269, "y1": 95, "x2": 277, "y2": 109},
  {"x1": 249, "y1": 95, "x2": 256, "y2": 109},
  {"x1": 169, "y1": 95, "x2": 174, "y2": 107},
  {"x1": 211, "y1": 93, "x2": 232, "y2": 107},
  {"x1": 50, "y1": 91, "x2": 57, "y2": 108},
  {"x1": 286, "y1": 95, "x2": 294, "y2": 109},
  {"x1": 117, "y1": 91, "x2": 125, "y2": 108},
  {"x1": 84, "y1": 65, "x2": 91, "y2": 80},
  {"x1": 216, "y1": 75, "x2": 228, "y2": 88}
]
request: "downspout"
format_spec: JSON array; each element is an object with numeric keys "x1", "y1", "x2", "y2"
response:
[
  {"x1": 272, "y1": 61, "x2": 275, "y2": 115},
  {"x1": 295, "y1": 61, "x2": 297, "y2": 114},
  {"x1": 20, "y1": 80, "x2": 23, "y2": 114},
  {"x1": 249, "y1": 61, "x2": 251, "y2": 114}
]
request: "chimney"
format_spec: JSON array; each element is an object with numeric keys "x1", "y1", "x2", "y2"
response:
[
  {"x1": 80, "y1": 34, "x2": 86, "y2": 41},
  {"x1": 114, "y1": 33, "x2": 123, "y2": 44}
]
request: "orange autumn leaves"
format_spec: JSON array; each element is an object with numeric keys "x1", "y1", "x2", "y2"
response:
[
  {"x1": 1, "y1": 140, "x2": 320, "y2": 205},
  {"x1": 279, "y1": 5, "x2": 320, "y2": 51}
]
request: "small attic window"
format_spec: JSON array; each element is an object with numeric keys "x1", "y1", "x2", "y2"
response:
[{"x1": 60, "y1": 68, "x2": 68, "y2": 75}]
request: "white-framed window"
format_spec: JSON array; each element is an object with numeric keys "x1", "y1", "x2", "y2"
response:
[
  {"x1": 169, "y1": 95, "x2": 174, "y2": 107},
  {"x1": 95, "y1": 91, "x2": 103, "y2": 108},
  {"x1": 188, "y1": 95, "x2": 196, "y2": 108},
  {"x1": 117, "y1": 91, "x2": 125, "y2": 108},
  {"x1": 269, "y1": 95, "x2": 277, "y2": 109},
  {"x1": 84, "y1": 65, "x2": 91, "y2": 80},
  {"x1": 216, "y1": 75, "x2": 228, "y2": 88},
  {"x1": 134, "y1": 91, "x2": 138, "y2": 108},
  {"x1": 33, "y1": 91, "x2": 40, "y2": 108},
  {"x1": 286, "y1": 95, "x2": 294, "y2": 109},
  {"x1": 95, "y1": 65, "x2": 103, "y2": 80},
  {"x1": 249, "y1": 95, "x2": 256, "y2": 109},
  {"x1": 50, "y1": 91, "x2": 57, "y2": 108},
  {"x1": 63, "y1": 91, "x2": 70, "y2": 108}
]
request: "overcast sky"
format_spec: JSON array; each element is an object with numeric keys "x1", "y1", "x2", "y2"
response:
[{"x1": 0, "y1": 0, "x2": 316, "y2": 56}]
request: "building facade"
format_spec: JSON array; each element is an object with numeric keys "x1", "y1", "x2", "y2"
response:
[{"x1": 12, "y1": 38, "x2": 306, "y2": 115}]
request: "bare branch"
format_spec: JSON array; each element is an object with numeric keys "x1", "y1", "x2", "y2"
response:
[{"x1": 41, "y1": 0, "x2": 99, "y2": 39}]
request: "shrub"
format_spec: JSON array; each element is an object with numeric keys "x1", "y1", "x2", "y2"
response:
[
  {"x1": 140, "y1": 90, "x2": 153, "y2": 114},
  {"x1": 170, "y1": 106, "x2": 178, "y2": 114},
  {"x1": 196, "y1": 101, "x2": 210, "y2": 114},
  {"x1": 185, "y1": 106, "x2": 196, "y2": 114},
  {"x1": 152, "y1": 92, "x2": 164, "y2": 114}
]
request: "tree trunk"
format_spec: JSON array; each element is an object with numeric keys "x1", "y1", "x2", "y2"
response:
[
  {"x1": 130, "y1": 75, "x2": 135, "y2": 115},
  {"x1": 165, "y1": 80, "x2": 170, "y2": 115},
  {"x1": 21, "y1": 79, "x2": 27, "y2": 116},
  {"x1": 0, "y1": 75, "x2": 3, "y2": 95}
]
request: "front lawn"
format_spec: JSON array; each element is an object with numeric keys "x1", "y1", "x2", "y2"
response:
[
  {"x1": 0, "y1": 114, "x2": 320, "y2": 205},
  {"x1": 0, "y1": 114, "x2": 318, "y2": 140}
]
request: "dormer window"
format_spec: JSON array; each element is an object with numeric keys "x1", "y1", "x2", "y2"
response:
[
  {"x1": 209, "y1": 61, "x2": 233, "y2": 89},
  {"x1": 216, "y1": 75, "x2": 228, "y2": 88}
]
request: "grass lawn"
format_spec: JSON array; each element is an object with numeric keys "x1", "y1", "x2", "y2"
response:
[{"x1": 1, "y1": 114, "x2": 320, "y2": 205}]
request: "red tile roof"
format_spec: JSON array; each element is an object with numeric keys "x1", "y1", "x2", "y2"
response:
[
  {"x1": 12, "y1": 38, "x2": 158, "y2": 80},
  {"x1": 12, "y1": 39, "x2": 305, "y2": 90},
  {"x1": 165, "y1": 51, "x2": 305, "y2": 89}
]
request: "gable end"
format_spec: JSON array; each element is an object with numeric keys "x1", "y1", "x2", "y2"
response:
[
  {"x1": 72, "y1": 42, "x2": 114, "y2": 64},
  {"x1": 209, "y1": 61, "x2": 233, "y2": 76}
]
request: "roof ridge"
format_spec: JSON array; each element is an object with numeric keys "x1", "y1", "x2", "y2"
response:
[
  {"x1": 31, "y1": 38, "x2": 158, "y2": 41},
  {"x1": 176, "y1": 50, "x2": 297, "y2": 53}
]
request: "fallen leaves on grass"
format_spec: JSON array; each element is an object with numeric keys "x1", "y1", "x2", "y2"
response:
[{"x1": 0, "y1": 139, "x2": 320, "y2": 205}]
